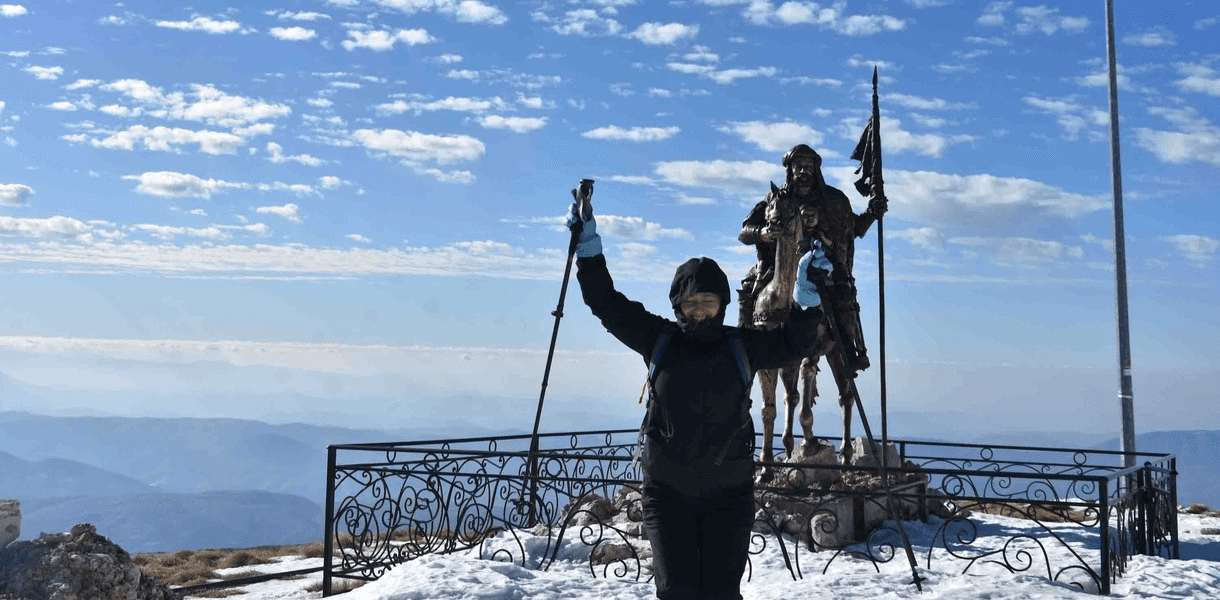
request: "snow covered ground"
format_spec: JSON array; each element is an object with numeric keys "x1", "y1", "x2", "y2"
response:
[{"x1": 209, "y1": 511, "x2": 1220, "y2": 599}]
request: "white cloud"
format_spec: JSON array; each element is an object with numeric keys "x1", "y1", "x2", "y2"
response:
[
  {"x1": 741, "y1": 1, "x2": 905, "y2": 35},
  {"x1": 667, "y1": 62, "x2": 778, "y2": 85},
  {"x1": 977, "y1": 1, "x2": 1012, "y2": 26},
  {"x1": 581, "y1": 125, "x2": 680, "y2": 142},
  {"x1": 1196, "y1": 17, "x2": 1219, "y2": 30},
  {"x1": 717, "y1": 121, "x2": 823, "y2": 153},
  {"x1": 347, "y1": 233, "x2": 372, "y2": 243},
  {"x1": 342, "y1": 28, "x2": 435, "y2": 51},
  {"x1": 72, "y1": 125, "x2": 251, "y2": 155},
  {"x1": 1124, "y1": 29, "x2": 1175, "y2": 47},
  {"x1": 352, "y1": 128, "x2": 485, "y2": 180},
  {"x1": 1009, "y1": 6, "x2": 1089, "y2": 35},
  {"x1": 1022, "y1": 95, "x2": 1108, "y2": 141},
  {"x1": 823, "y1": 167, "x2": 1108, "y2": 229},
  {"x1": 319, "y1": 176, "x2": 343, "y2": 189},
  {"x1": 477, "y1": 115, "x2": 547, "y2": 132},
  {"x1": 155, "y1": 16, "x2": 246, "y2": 35},
  {"x1": 98, "y1": 80, "x2": 292, "y2": 127},
  {"x1": 683, "y1": 45, "x2": 718, "y2": 63},
  {"x1": 550, "y1": 9, "x2": 622, "y2": 36},
  {"x1": 888, "y1": 93, "x2": 976, "y2": 111},
  {"x1": 626, "y1": 22, "x2": 698, "y2": 45},
  {"x1": 256, "y1": 182, "x2": 317, "y2": 196},
  {"x1": 266, "y1": 142, "x2": 325, "y2": 166},
  {"x1": 376, "y1": 95, "x2": 505, "y2": 115},
  {"x1": 48, "y1": 101, "x2": 77, "y2": 111},
  {"x1": 24, "y1": 66, "x2": 64, "y2": 80},
  {"x1": 123, "y1": 171, "x2": 245, "y2": 199},
  {"x1": 845, "y1": 55, "x2": 898, "y2": 71},
  {"x1": 131, "y1": 223, "x2": 230, "y2": 241},
  {"x1": 863, "y1": 118, "x2": 974, "y2": 157},
  {"x1": 1163, "y1": 234, "x2": 1218, "y2": 265},
  {"x1": 965, "y1": 36, "x2": 1010, "y2": 46},
  {"x1": 267, "y1": 10, "x2": 331, "y2": 21},
  {"x1": 269, "y1": 26, "x2": 317, "y2": 41},
  {"x1": 950, "y1": 236, "x2": 1084, "y2": 267},
  {"x1": 446, "y1": 69, "x2": 480, "y2": 82},
  {"x1": 516, "y1": 95, "x2": 548, "y2": 109},
  {"x1": 892, "y1": 227, "x2": 946, "y2": 251},
  {"x1": 256, "y1": 203, "x2": 303, "y2": 223},
  {"x1": 1174, "y1": 63, "x2": 1220, "y2": 97},
  {"x1": 307, "y1": 98, "x2": 334, "y2": 108},
  {"x1": 837, "y1": 14, "x2": 906, "y2": 36},
  {"x1": 595, "y1": 215, "x2": 692, "y2": 241},
  {"x1": 0, "y1": 183, "x2": 34, "y2": 206},
  {"x1": 1, "y1": 4, "x2": 28, "y2": 17},
  {"x1": 372, "y1": 0, "x2": 508, "y2": 25},
  {"x1": 653, "y1": 159, "x2": 782, "y2": 194},
  {"x1": 0, "y1": 215, "x2": 90, "y2": 238},
  {"x1": 64, "y1": 79, "x2": 101, "y2": 90},
  {"x1": 1134, "y1": 107, "x2": 1220, "y2": 167}
]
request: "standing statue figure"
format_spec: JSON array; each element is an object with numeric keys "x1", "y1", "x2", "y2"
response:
[{"x1": 738, "y1": 144, "x2": 887, "y2": 464}]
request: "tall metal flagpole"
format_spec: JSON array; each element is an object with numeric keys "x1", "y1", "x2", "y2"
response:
[{"x1": 1104, "y1": 0, "x2": 1137, "y2": 468}]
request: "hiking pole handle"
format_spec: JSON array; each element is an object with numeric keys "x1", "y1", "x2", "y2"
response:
[{"x1": 525, "y1": 178, "x2": 594, "y2": 527}]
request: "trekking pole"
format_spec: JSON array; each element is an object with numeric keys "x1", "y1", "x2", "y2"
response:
[
  {"x1": 813, "y1": 272, "x2": 922, "y2": 591},
  {"x1": 524, "y1": 179, "x2": 594, "y2": 528}
]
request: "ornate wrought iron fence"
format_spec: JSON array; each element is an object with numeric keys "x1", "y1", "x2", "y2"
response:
[{"x1": 322, "y1": 430, "x2": 1177, "y2": 596}]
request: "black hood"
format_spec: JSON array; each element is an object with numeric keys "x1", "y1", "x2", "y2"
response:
[{"x1": 669, "y1": 257, "x2": 731, "y2": 333}]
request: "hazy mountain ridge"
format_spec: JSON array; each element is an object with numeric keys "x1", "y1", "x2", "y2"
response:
[
  {"x1": 19, "y1": 491, "x2": 322, "y2": 553},
  {"x1": 2, "y1": 412, "x2": 1215, "y2": 554},
  {"x1": 0, "y1": 450, "x2": 154, "y2": 499}
]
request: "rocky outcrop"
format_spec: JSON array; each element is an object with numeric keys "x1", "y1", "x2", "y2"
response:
[
  {"x1": 0, "y1": 501, "x2": 17, "y2": 550},
  {"x1": 0, "y1": 523, "x2": 180, "y2": 600}
]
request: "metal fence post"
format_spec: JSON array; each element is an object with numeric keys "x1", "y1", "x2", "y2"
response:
[
  {"x1": 1099, "y1": 477, "x2": 1110, "y2": 595},
  {"x1": 323, "y1": 445, "x2": 337, "y2": 597}
]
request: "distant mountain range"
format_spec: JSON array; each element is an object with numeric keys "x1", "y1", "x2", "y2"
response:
[{"x1": 0, "y1": 411, "x2": 1215, "y2": 553}]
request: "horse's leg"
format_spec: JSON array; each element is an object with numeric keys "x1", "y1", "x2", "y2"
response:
[
  {"x1": 757, "y1": 367, "x2": 779, "y2": 481},
  {"x1": 779, "y1": 360, "x2": 800, "y2": 458},
  {"x1": 798, "y1": 356, "x2": 819, "y2": 454},
  {"x1": 826, "y1": 350, "x2": 854, "y2": 463}
]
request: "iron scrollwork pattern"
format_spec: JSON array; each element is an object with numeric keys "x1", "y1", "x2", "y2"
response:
[{"x1": 323, "y1": 431, "x2": 1178, "y2": 597}]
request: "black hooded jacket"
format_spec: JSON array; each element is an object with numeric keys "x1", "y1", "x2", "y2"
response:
[{"x1": 576, "y1": 253, "x2": 825, "y2": 497}]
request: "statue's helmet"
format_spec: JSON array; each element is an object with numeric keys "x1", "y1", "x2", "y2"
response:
[{"x1": 782, "y1": 144, "x2": 821, "y2": 169}]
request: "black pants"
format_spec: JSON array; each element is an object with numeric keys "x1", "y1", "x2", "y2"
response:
[{"x1": 642, "y1": 484, "x2": 755, "y2": 600}]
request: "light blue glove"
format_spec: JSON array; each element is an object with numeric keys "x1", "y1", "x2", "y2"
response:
[
  {"x1": 794, "y1": 240, "x2": 833, "y2": 309},
  {"x1": 566, "y1": 201, "x2": 602, "y2": 258}
]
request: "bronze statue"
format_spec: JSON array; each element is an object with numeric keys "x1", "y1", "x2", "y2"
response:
[{"x1": 738, "y1": 144, "x2": 887, "y2": 466}]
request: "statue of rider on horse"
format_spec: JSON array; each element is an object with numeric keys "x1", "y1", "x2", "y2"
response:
[{"x1": 738, "y1": 144, "x2": 885, "y2": 374}]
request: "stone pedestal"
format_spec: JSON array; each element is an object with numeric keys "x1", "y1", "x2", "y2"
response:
[{"x1": 808, "y1": 480, "x2": 926, "y2": 549}]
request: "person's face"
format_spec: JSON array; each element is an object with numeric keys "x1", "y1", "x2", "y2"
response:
[
  {"x1": 679, "y1": 292, "x2": 722, "y2": 323},
  {"x1": 790, "y1": 155, "x2": 820, "y2": 190}
]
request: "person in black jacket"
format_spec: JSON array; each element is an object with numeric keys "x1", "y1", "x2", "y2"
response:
[{"x1": 567, "y1": 199, "x2": 831, "y2": 600}]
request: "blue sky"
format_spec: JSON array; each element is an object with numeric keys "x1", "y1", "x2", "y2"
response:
[{"x1": 0, "y1": 1, "x2": 1216, "y2": 438}]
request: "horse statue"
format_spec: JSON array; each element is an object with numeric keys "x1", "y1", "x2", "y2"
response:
[{"x1": 749, "y1": 183, "x2": 857, "y2": 480}]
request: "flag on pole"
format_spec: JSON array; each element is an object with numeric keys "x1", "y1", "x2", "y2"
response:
[{"x1": 850, "y1": 66, "x2": 884, "y2": 201}]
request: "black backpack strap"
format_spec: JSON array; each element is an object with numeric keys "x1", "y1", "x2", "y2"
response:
[
  {"x1": 726, "y1": 328, "x2": 753, "y2": 390},
  {"x1": 632, "y1": 328, "x2": 674, "y2": 469},
  {"x1": 715, "y1": 328, "x2": 756, "y2": 466}
]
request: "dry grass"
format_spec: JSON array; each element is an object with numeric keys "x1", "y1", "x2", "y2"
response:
[
  {"x1": 303, "y1": 578, "x2": 368, "y2": 594},
  {"x1": 1183, "y1": 503, "x2": 1220, "y2": 517},
  {"x1": 133, "y1": 541, "x2": 339, "y2": 592}
]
